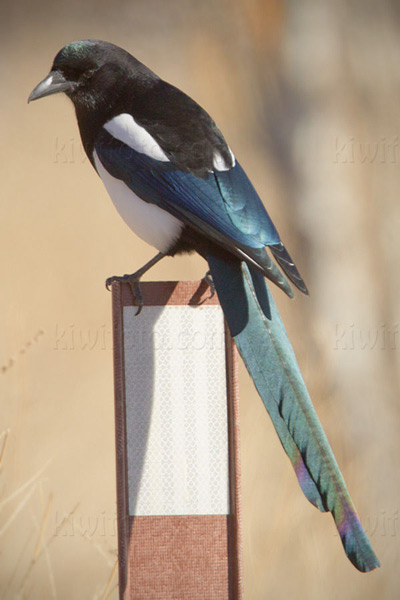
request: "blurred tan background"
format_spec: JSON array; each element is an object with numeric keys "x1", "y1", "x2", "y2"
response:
[{"x1": 1, "y1": 0, "x2": 399, "y2": 597}]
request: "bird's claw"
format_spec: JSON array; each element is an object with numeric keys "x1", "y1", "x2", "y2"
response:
[
  {"x1": 105, "y1": 276, "x2": 117, "y2": 291},
  {"x1": 105, "y1": 274, "x2": 143, "y2": 315},
  {"x1": 203, "y1": 270, "x2": 216, "y2": 297},
  {"x1": 129, "y1": 280, "x2": 143, "y2": 315}
]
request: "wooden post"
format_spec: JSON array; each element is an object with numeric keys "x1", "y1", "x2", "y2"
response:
[{"x1": 112, "y1": 280, "x2": 242, "y2": 599}]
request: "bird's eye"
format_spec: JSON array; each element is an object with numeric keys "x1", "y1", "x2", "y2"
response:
[
  {"x1": 81, "y1": 68, "x2": 96, "y2": 80},
  {"x1": 58, "y1": 66, "x2": 96, "y2": 83},
  {"x1": 59, "y1": 66, "x2": 81, "y2": 81}
]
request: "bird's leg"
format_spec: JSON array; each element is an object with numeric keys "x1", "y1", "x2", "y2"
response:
[
  {"x1": 106, "y1": 252, "x2": 165, "y2": 315},
  {"x1": 202, "y1": 270, "x2": 216, "y2": 297}
]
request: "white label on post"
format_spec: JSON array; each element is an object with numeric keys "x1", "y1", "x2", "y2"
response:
[{"x1": 123, "y1": 305, "x2": 230, "y2": 516}]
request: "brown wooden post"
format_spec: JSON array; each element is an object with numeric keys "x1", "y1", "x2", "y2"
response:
[{"x1": 112, "y1": 280, "x2": 242, "y2": 599}]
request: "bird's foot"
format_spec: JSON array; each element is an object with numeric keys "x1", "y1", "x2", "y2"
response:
[
  {"x1": 105, "y1": 253, "x2": 166, "y2": 316},
  {"x1": 203, "y1": 270, "x2": 216, "y2": 297},
  {"x1": 105, "y1": 273, "x2": 144, "y2": 315}
]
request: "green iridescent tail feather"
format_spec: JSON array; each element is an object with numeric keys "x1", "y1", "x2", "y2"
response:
[{"x1": 207, "y1": 254, "x2": 380, "y2": 573}]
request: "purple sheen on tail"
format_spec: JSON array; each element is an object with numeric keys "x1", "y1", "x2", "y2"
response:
[
  {"x1": 293, "y1": 451, "x2": 327, "y2": 512},
  {"x1": 336, "y1": 504, "x2": 380, "y2": 572}
]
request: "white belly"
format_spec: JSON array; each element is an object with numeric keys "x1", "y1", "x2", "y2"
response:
[{"x1": 93, "y1": 151, "x2": 183, "y2": 253}]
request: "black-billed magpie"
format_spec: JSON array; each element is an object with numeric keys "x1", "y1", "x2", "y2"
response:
[{"x1": 29, "y1": 40, "x2": 379, "y2": 572}]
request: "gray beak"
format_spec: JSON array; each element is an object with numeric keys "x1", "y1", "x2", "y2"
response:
[{"x1": 28, "y1": 70, "x2": 73, "y2": 103}]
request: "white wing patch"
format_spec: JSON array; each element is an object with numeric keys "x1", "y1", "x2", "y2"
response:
[
  {"x1": 105, "y1": 113, "x2": 235, "y2": 172},
  {"x1": 93, "y1": 151, "x2": 183, "y2": 253},
  {"x1": 213, "y1": 149, "x2": 236, "y2": 172},
  {"x1": 104, "y1": 113, "x2": 170, "y2": 162}
]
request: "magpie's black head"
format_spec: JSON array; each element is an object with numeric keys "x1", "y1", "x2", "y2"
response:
[{"x1": 28, "y1": 40, "x2": 155, "y2": 107}]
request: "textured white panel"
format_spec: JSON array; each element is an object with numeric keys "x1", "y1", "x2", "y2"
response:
[{"x1": 123, "y1": 305, "x2": 229, "y2": 516}]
